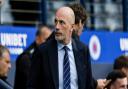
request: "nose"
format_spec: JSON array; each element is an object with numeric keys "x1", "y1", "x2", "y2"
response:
[{"x1": 55, "y1": 23, "x2": 60, "y2": 31}]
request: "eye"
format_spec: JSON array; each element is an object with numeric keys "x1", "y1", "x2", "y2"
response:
[
  {"x1": 54, "y1": 19, "x2": 57, "y2": 24},
  {"x1": 59, "y1": 20, "x2": 65, "y2": 25}
]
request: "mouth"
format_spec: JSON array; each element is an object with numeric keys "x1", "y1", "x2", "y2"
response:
[{"x1": 55, "y1": 32, "x2": 62, "y2": 36}]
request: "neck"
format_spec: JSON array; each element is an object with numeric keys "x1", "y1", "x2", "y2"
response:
[{"x1": 58, "y1": 38, "x2": 71, "y2": 45}]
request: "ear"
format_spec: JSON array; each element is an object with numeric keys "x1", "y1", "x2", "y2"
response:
[
  {"x1": 71, "y1": 24, "x2": 75, "y2": 30},
  {"x1": 70, "y1": 24, "x2": 75, "y2": 32}
]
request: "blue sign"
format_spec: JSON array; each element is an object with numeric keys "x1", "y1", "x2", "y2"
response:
[
  {"x1": 0, "y1": 26, "x2": 36, "y2": 61},
  {"x1": 1, "y1": 26, "x2": 128, "y2": 64},
  {"x1": 80, "y1": 31, "x2": 128, "y2": 63}
]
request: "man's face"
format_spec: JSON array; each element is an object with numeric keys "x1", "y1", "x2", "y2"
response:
[
  {"x1": 0, "y1": 51, "x2": 11, "y2": 77},
  {"x1": 74, "y1": 20, "x2": 84, "y2": 36},
  {"x1": 54, "y1": 10, "x2": 73, "y2": 44},
  {"x1": 110, "y1": 77, "x2": 128, "y2": 89},
  {"x1": 36, "y1": 27, "x2": 51, "y2": 45}
]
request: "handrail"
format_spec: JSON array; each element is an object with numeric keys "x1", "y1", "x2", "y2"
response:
[
  {"x1": 13, "y1": 20, "x2": 41, "y2": 24},
  {"x1": 10, "y1": 0, "x2": 41, "y2": 3},
  {"x1": 11, "y1": 9, "x2": 41, "y2": 14}
]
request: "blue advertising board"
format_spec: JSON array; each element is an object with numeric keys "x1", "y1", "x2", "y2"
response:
[
  {"x1": 0, "y1": 26, "x2": 128, "y2": 64},
  {"x1": 80, "y1": 31, "x2": 128, "y2": 63},
  {"x1": 0, "y1": 26, "x2": 36, "y2": 61}
]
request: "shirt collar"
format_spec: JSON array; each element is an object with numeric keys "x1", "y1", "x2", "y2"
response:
[{"x1": 57, "y1": 40, "x2": 72, "y2": 51}]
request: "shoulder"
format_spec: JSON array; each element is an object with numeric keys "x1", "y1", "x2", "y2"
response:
[
  {"x1": 16, "y1": 52, "x2": 31, "y2": 67},
  {"x1": 16, "y1": 43, "x2": 36, "y2": 64},
  {"x1": 37, "y1": 39, "x2": 57, "y2": 53},
  {"x1": 0, "y1": 79, "x2": 12, "y2": 89},
  {"x1": 25, "y1": 42, "x2": 37, "y2": 52},
  {"x1": 73, "y1": 38, "x2": 88, "y2": 51}
]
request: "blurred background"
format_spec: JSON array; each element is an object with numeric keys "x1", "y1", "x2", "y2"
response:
[{"x1": 0, "y1": 0, "x2": 128, "y2": 86}]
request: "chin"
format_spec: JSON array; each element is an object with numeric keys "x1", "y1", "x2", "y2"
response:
[
  {"x1": 3, "y1": 72, "x2": 8, "y2": 76},
  {"x1": 55, "y1": 36, "x2": 63, "y2": 41},
  {"x1": 3, "y1": 74, "x2": 7, "y2": 77},
  {"x1": 0, "y1": 74, "x2": 7, "y2": 78}
]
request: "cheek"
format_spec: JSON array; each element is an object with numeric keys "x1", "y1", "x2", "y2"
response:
[
  {"x1": 61, "y1": 25, "x2": 67, "y2": 30},
  {"x1": 0, "y1": 62, "x2": 4, "y2": 69},
  {"x1": 61, "y1": 25, "x2": 72, "y2": 37},
  {"x1": 0, "y1": 62, "x2": 6, "y2": 73},
  {"x1": 61, "y1": 26, "x2": 68, "y2": 33}
]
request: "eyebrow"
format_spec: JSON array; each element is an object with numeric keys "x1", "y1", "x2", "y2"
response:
[{"x1": 54, "y1": 19, "x2": 65, "y2": 24}]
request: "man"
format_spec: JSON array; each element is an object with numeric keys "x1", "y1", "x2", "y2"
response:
[
  {"x1": 114, "y1": 55, "x2": 128, "y2": 78},
  {"x1": 14, "y1": 25, "x2": 52, "y2": 89},
  {"x1": 105, "y1": 70, "x2": 127, "y2": 89},
  {"x1": 70, "y1": 3, "x2": 109, "y2": 89},
  {"x1": 27, "y1": 6, "x2": 94, "y2": 89},
  {"x1": 0, "y1": 45, "x2": 12, "y2": 89},
  {"x1": 70, "y1": 4, "x2": 95, "y2": 89},
  {"x1": 69, "y1": 3, "x2": 88, "y2": 40}
]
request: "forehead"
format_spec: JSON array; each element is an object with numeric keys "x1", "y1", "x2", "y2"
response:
[
  {"x1": 55, "y1": 12, "x2": 68, "y2": 21},
  {"x1": 55, "y1": 9, "x2": 72, "y2": 21}
]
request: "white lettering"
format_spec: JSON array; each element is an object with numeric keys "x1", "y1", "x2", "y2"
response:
[
  {"x1": 8, "y1": 47, "x2": 23, "y2": 55},
  {"x1": 120, "y1": 38, "x2": 128, "y2": 51},
  {"x1": 0, "y1": 33, "x2": 27, "y2": 47}
]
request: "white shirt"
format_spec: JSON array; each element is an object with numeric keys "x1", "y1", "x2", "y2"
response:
[{"x1": 58, "y1": 41, "x2": 78, "y2": 89}]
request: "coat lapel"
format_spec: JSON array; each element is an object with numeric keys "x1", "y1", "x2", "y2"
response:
[
  {"x1": 48, "y1": 39, "x2": 59, "y2": 89},
  {"x1": 72, "y1": 40, "x2": 87, "y2": 89}
]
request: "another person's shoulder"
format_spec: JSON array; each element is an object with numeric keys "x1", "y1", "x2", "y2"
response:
[
  {"x1": 74, "y1": 39, "x2": 88, "y2": 51},
  {"x1": 16, "y1": 52, "x2": 31, "y2": 66},
  {"x1": 16, "y1": 42, "x2": 36, "y2": 62},
  {"x1": 38, "y1": 38, "x2": 56, "y2": 51}
]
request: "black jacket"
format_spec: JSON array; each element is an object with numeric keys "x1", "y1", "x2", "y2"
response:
[
  {"x1": 27, "y1": 38, "x2": 95, "y2": 89},
  {"x1": 14, "y1": 42, "x2": 38, "y2": 89}
]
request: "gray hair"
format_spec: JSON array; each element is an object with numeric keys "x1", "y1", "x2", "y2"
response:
[{"x1": 0, "y1": 45, "x2": 10, "y2": 59}]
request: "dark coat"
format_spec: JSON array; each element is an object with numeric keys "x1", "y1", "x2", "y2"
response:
[
  {"x1": 27, "y1": 38, "x2": 95, "y2": 89},
  {"x1": 14, "y1": 32, "x2": 55, "y2": 89},
  {"x1": 14, "y1": 42, "x2": 37, "y2": 89}
]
